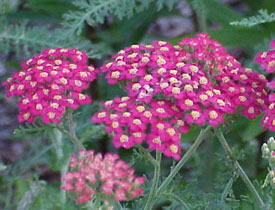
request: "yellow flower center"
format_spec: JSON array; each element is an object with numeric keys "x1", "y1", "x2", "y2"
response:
[
  {"x1": 189, "y1": 65, "x2": 198, "y2": 73},
  {"x1": 169, "y1": 144, "x2": 178, "y2": 153},
  {"x1": 191, "y1": 111, "x2": 200, "y2": 120},
  {"x1": 137, "y1": 106, "x2": 145, "y2": 112},
  {"x1": 152, "y1": 137, "x2": 161, "y2": 145},
  {"x1": 184, "y1": 99, "x2": 193, "y2": 106},
  {"x1": 111, "y1": 71, "x2": 120, "y2": 79},
  {"x1": 209, "y1": 110, "x2": 218, "y2": 119},
  {"x1": 166, "y1": 128, "x2": 175, "y2": 136},
  {"x1": 120, "y1": 135, "x2": 129, "y2": 142}
]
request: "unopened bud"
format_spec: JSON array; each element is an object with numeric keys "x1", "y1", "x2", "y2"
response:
[
  {"x1": 269, "y1": 155, "x2": 275, "y2": 169},
  {"x1": 267, "y1": 137, "x2": 275, "y2": 150},
  {"x1": 262, "y1": 143, "x2": 270, "y2": 159}
]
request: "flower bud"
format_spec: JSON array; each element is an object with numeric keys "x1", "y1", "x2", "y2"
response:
[
  {"x1": 269, "y1": 155, "x2": 275, "y2": 169},
  {"x1": 262, "y1": 143, "x2": 270, "y2": 159},
  {"x1": 267, "y1": 137, "x2": 275, "y2": 151}
]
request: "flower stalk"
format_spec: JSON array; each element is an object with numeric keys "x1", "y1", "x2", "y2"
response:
[
  {"x1": 67, "y1": 109, "x2": 84, "y2": 150},
  {"x1": 214, "y1": 128, "x2": 265, "y2": 208},
  {"x1": 144, "y1": 151, "x2": 162, "y2": 210},
  {"x1": 157, "y1": 126, "x2": 211, "y2": 193}
]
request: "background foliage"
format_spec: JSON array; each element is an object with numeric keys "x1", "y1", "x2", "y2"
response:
[{"x1": 0, "y1": 0, "x2": 274, "y2": 209}]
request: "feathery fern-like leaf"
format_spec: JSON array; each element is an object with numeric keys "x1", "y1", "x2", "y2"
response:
[
  {"x1": 230, "y1": 9, "x2": 275, "y2": 27},
  {"x1": 62, "y1": 0, "x2": 179, "y2": 35},
  {"x1": 62, "y1": 0, "x2": 145, "y2": 35},
  {"x1": 0, "y1": 20, "x2": 100, "y2": 59}
]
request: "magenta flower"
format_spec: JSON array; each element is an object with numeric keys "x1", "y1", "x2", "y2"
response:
[
  {"x1": 2, "y1": 48, "x2": 97, "y2": 124},
  {"x1": 61, "y1": 149, "x2": 145, "y2": 204}
]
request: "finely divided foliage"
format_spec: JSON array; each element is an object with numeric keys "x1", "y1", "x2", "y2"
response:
[
  {"x1": 231, "y1": 9, "x2": 275, "y2": 27},
  {"x1": 62, "y1": 0, "x2": 178, "y2": 35},
  {"x1": 0, "y1": 21, "x2": 100, "y2": 59},
  {"x1": 0, "y1": 0, "x2": 178, "y2": 59}
]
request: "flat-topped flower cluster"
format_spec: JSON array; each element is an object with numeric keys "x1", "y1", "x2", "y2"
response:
[
  {"x1": 94, "y1": 33, "x2": 268, "y2": 160},
  {"x1": 256, "y1": 40, "x2": 275, "y2": 131},
  {"x1": 61, "y1": 149, "x2": 145, "y2": 204},
  {"x1": 2, "y1": 48, "x2": 97, "y2": 124}
]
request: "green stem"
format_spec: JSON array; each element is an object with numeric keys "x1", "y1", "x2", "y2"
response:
[
  {"x1": 157, "y1": 126, "x2": 211, "y2": 193},
  {"x1": 60, "y1": 157, "x2": 71, "y2": 210},
  {"x1": 52, "y1": 128, "x2": 64, "y2": 160},
  {"x1": 56, "y1": 110, "x2": 84, "y2": 150},
  {"x1": 221, "y1": 177, "x2": 234, "y2": 202},
  {"x1": 67, "y1": 110, "x2": 84, "y2": 150},
  {"x1": 143, "y1": 151, "x2": 162, "y2": 210},
  {"x1": 214, "y1": 128, "x2": 264, "y2": 208}
]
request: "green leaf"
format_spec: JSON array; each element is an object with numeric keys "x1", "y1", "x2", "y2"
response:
[
  {"x1": 96, "y1": 5, "x2": 159, "y2": 49},
  {"x1": 62, "y1": 0, "x2": 178, "y2": 35},
  {"x1": 203, "y1": 0, "x2": 243, "y2": 26},
  {"x1": 230, "y1": 10, "x2": 275, "y2": 27}
]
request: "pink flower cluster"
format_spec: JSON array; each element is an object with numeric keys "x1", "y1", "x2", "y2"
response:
[
  {"x1": 256, "y1": 40, "x2": 275, "y2": 131},
  {"x1": 94, "y1": 33, "x2": 268, "y2": 159},
  {"x1": 101, "y1": 33, "x2": 268, "y2": 125},
  {"x1": 61, "y1": 149, "x2": 145, "y2": 204},
  {"x1": 2, "y1": 48, "x2": 97, "y2": 124},
  {"x1": 92, "y1": 96, "x2": 189, "y2": 160}
]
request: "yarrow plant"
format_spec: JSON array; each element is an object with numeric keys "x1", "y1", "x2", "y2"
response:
[
  {"x1": 61, "y1": 149, "x2": 145, "y2": 205},
  {"x1": 2, "y1": 34, "x2": 272, "y2": 209},
  {"x1": 2, "y1": 48, "x2": 97, "y2": 124}
]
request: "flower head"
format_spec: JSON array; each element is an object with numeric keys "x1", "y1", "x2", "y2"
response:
[
  {"x1": 61, "y1": 149, "x2": 145, "y2": 204},
  {"x1": 100, "y1": 34, "x2": 268, "y2": 128},
  {"x1": 3, "y1": 48, "x2": 97, "y2": 124}
]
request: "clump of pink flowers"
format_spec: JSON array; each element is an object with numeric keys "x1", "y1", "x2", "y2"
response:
[
  {"x1": 256, "y1": 40, "x2": 275, "y2": 131},
  {"x1": 94, "y1": 33, "x2": 268, "y2": 160},
  {"x1": 2, "y1": 48, "x2": 97, "y2": 124},
  {"x1": 101, "y1": 34, "x2": 268, "y2": 124},
  {"x1": 61, "y1": 149, "x2": 145, "y2": 204}
]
